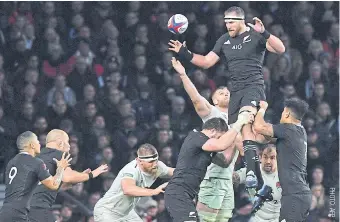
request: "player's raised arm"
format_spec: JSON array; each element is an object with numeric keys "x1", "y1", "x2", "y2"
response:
[
  {"x1": 171, "y1": 57, "x2": 213, "y2": 118},
  {"x1": 247, "y1": 17, "x2": 285, "y2": 54},
  {"x1": 40, "y1": 152, "x2": 72, "y2": 190},
  {"x1": 169, "y1": 40, "x2": 220, "y2": 69},
  {"x1": 253, "y1": 101, "x2": 274, "y2": 137},
  {"x1": 202, "y1": 112, "x2": 254, "y2": 152},
  {"x1": 62, "y1": 164, "x2": 109, "y2": 183}
]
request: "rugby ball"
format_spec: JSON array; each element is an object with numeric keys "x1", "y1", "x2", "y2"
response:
[{"x1": 167, "y1": 14, "x2": 188, "y2": 34}]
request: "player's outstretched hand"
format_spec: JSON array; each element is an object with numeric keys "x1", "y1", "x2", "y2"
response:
[
  {"x1": 153, "y1": 182, "x2": 168, "y2": 195},
  {"x1": 92, "y1": 164, "x2": 109, "y2": 178},
  {"x1": 168, "y1": 40, "x2": 186, "y2": 53},
  {"x1": 247, "y1": 17, "x2": 265, "y2": 33},
  {"x1": 237, "y1": 111, "x2": 254, "y2": 125},
  {"x1": 171, "y1": 57, "x2": 186, "y2": 76},
  {"x1": 259, "y1": 101, "x2": 268, "y2": 110},
  {"x1": 53, "y1": 152, "x2": 72, "y2": 169}
]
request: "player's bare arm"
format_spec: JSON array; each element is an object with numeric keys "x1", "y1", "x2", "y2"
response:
[
  {"x1": 40, "y1": 152, "x2": 72, "y2": 190},
  {"x1": 167, "y1": 167, "x2": 175, "y2": 176},
  {"x1": 168, "y1": 40, "x2": 220, "y2": 69},
  {"x1": 253, "y1": 101, "x2": 275, "y2": 137},
  {"x1": 212, "y1": 133, "x2": 243, "y2": 167},
  {"x1": 62, "y1": 164, "x2": 109, "y2": 183},
  {"x1": 121, "y1": 178, "x2": 167, "y2": 197},
  {"x1": 171, "y1": 57, "x2": 212, "y2": 117},
  {"x1": 202, "y1": 112, "x2": 254, "y2": 152},
  {"x1": 212, "y1": 148, "x2": 237, "y2": 168},
  {"x1": 247, "y1": 17, "x2": 285, "y2": 54}
]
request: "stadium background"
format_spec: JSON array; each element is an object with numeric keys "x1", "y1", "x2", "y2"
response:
[{"x1": 0, "y1": 1, "x2": 338, "y2": 222}]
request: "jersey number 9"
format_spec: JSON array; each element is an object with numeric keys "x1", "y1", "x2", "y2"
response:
[{"x1": 9, "y1": 167, "x2": 18, "y2": 184}]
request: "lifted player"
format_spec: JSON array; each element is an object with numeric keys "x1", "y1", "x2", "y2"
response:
[
  {"x1": 0, "y1": 131, "x2": 71, "y2": 222},
  {"x1": 253, "y1": 99, "x2": 312, "y2": 222},
  {"x1": 169, "y1": 6, "x2": 285, "y2": 195}
]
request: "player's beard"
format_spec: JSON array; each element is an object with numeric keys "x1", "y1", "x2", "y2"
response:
[
  {"x1": 218, "y1": 99, "x2": 229, "y2": 108},
  {"x1": 148, "y1": 166, "x2": 158, "y2": 176}
]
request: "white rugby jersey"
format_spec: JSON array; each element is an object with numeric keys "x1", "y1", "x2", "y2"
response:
[
  {"x1": 236, "y1": 168, "x2": 281, "y2": 221},
  {"x1": 95, "y1": 160, "x2": 169, "y2": 217}
]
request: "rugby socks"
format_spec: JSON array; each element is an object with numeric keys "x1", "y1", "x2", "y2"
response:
[{"x1": 243, "y1": 140, "x2": 263, "y2": 190}]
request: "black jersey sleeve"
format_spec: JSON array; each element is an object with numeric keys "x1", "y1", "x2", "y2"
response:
[
  {"x1": 194, "y1": 132, "x2": 210, "y2": 150},
  {"x1": 272, "y1": 124, "x2": 291, "y2": 139},
  {"x1": 35, "y1": 158, "x2": 51, "y2": 181},
  {"x1": 212, "y1": 34, "x2": 228, "y2": 56}
]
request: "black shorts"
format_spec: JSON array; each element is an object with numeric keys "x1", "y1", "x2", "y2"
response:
[
  {"x1": 165, "y1": 192, "x2": 199, "y2": 222},
  {"x1": 228, "y1": 85, "x2": 266, "y2": 124},
  {"x1": 279, "y1": 193, "x2": 312, "y2": 222},
  {"x1": 0, "y1": 206, "x2": 29, "y2": 222},
  {"x1": 28, "y1": 207, "x2": 55, "y2": 222}
]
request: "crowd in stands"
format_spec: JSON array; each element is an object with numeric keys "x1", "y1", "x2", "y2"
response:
[{"x1": 0, "y1": 2, "x2": 338, "y2": 222}]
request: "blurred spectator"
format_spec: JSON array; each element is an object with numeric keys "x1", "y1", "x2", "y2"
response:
[{"x1": 47, "y1": 75, "x2": 77, "y2": 107}]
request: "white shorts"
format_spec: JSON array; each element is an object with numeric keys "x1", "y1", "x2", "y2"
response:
[{"x1": 94, "y1": 207, "x2": 143, "y2": 222}]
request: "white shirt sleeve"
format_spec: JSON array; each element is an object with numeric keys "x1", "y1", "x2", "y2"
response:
[
  {"x1": 157, "y1": 161, "x2": 169, "y2": 177},
  {"x1": 121, "y1": 164, "x2": 139, "y2": 181}
]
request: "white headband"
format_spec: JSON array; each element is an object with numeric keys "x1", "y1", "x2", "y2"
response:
[
  {"x1": 224, "y1": 17, "x2": 245, "y2": 22},
  {"x1": 138, "y1": 153, "x2": 158, "y2": 162}
]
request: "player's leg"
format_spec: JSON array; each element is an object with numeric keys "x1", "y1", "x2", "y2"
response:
[
  {"x1": 228, "y1": 89, "x2": 262, "y2": 196},
  {"x1": 165, "y1": 192, "x2": 199, "y2": 222},
  {"x1": 239, "y1": 87, "x2": 267, "y2": 193},
  {"x1": 215, "y1": 181, "x2": 234, "y2": 222},
  {"x1": 197, "y1": 178, "x2": 224, "y2": 222}
]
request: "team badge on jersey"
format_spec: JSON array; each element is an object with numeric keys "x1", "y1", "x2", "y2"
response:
[{"x1": 276, "y1": 181, "x2": 282, "y2": 192}]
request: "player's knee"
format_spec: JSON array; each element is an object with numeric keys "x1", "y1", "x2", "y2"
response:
[
  {"x1": 216, "y1": 209, "x2": 232, "y2": 220},
  {"x1": 241, "y1": 124, "x2": 256, "y2": 140}
]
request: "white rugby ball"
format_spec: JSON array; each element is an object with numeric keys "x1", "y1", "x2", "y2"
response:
[{"x1": 167, "y1": 14, "x2": 188, "y2": 34}]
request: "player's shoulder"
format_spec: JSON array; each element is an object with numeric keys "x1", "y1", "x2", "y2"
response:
[
  {"x1": 38, "y1": 147, "x2": 63, "y2": 159},
  {"x1": 121, "y1": 160, "x2": 139, "y2": 174},
  {"x1": 217, "y1": 33, "x2": 230, "y2": 41},
  {"x1": 157, "y1": 160, "x2": 167, "y2": 168},
  {"x1": 186, "y1": 130, "x2": 209, "y2": 146}
]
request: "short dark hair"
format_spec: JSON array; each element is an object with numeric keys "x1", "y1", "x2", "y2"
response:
[
  {"x1": 284, "y1": 98, "x2": 309, "y2": 121},
  {"x1": 202, "y1": 118, "x2": 228, "y2": 132},
  {"x1": 224, "y1": 6, "x2": 245, "y2": 18},
  {"x1": 17, "y1": 131, "x2": 36, "y2": 151}
]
